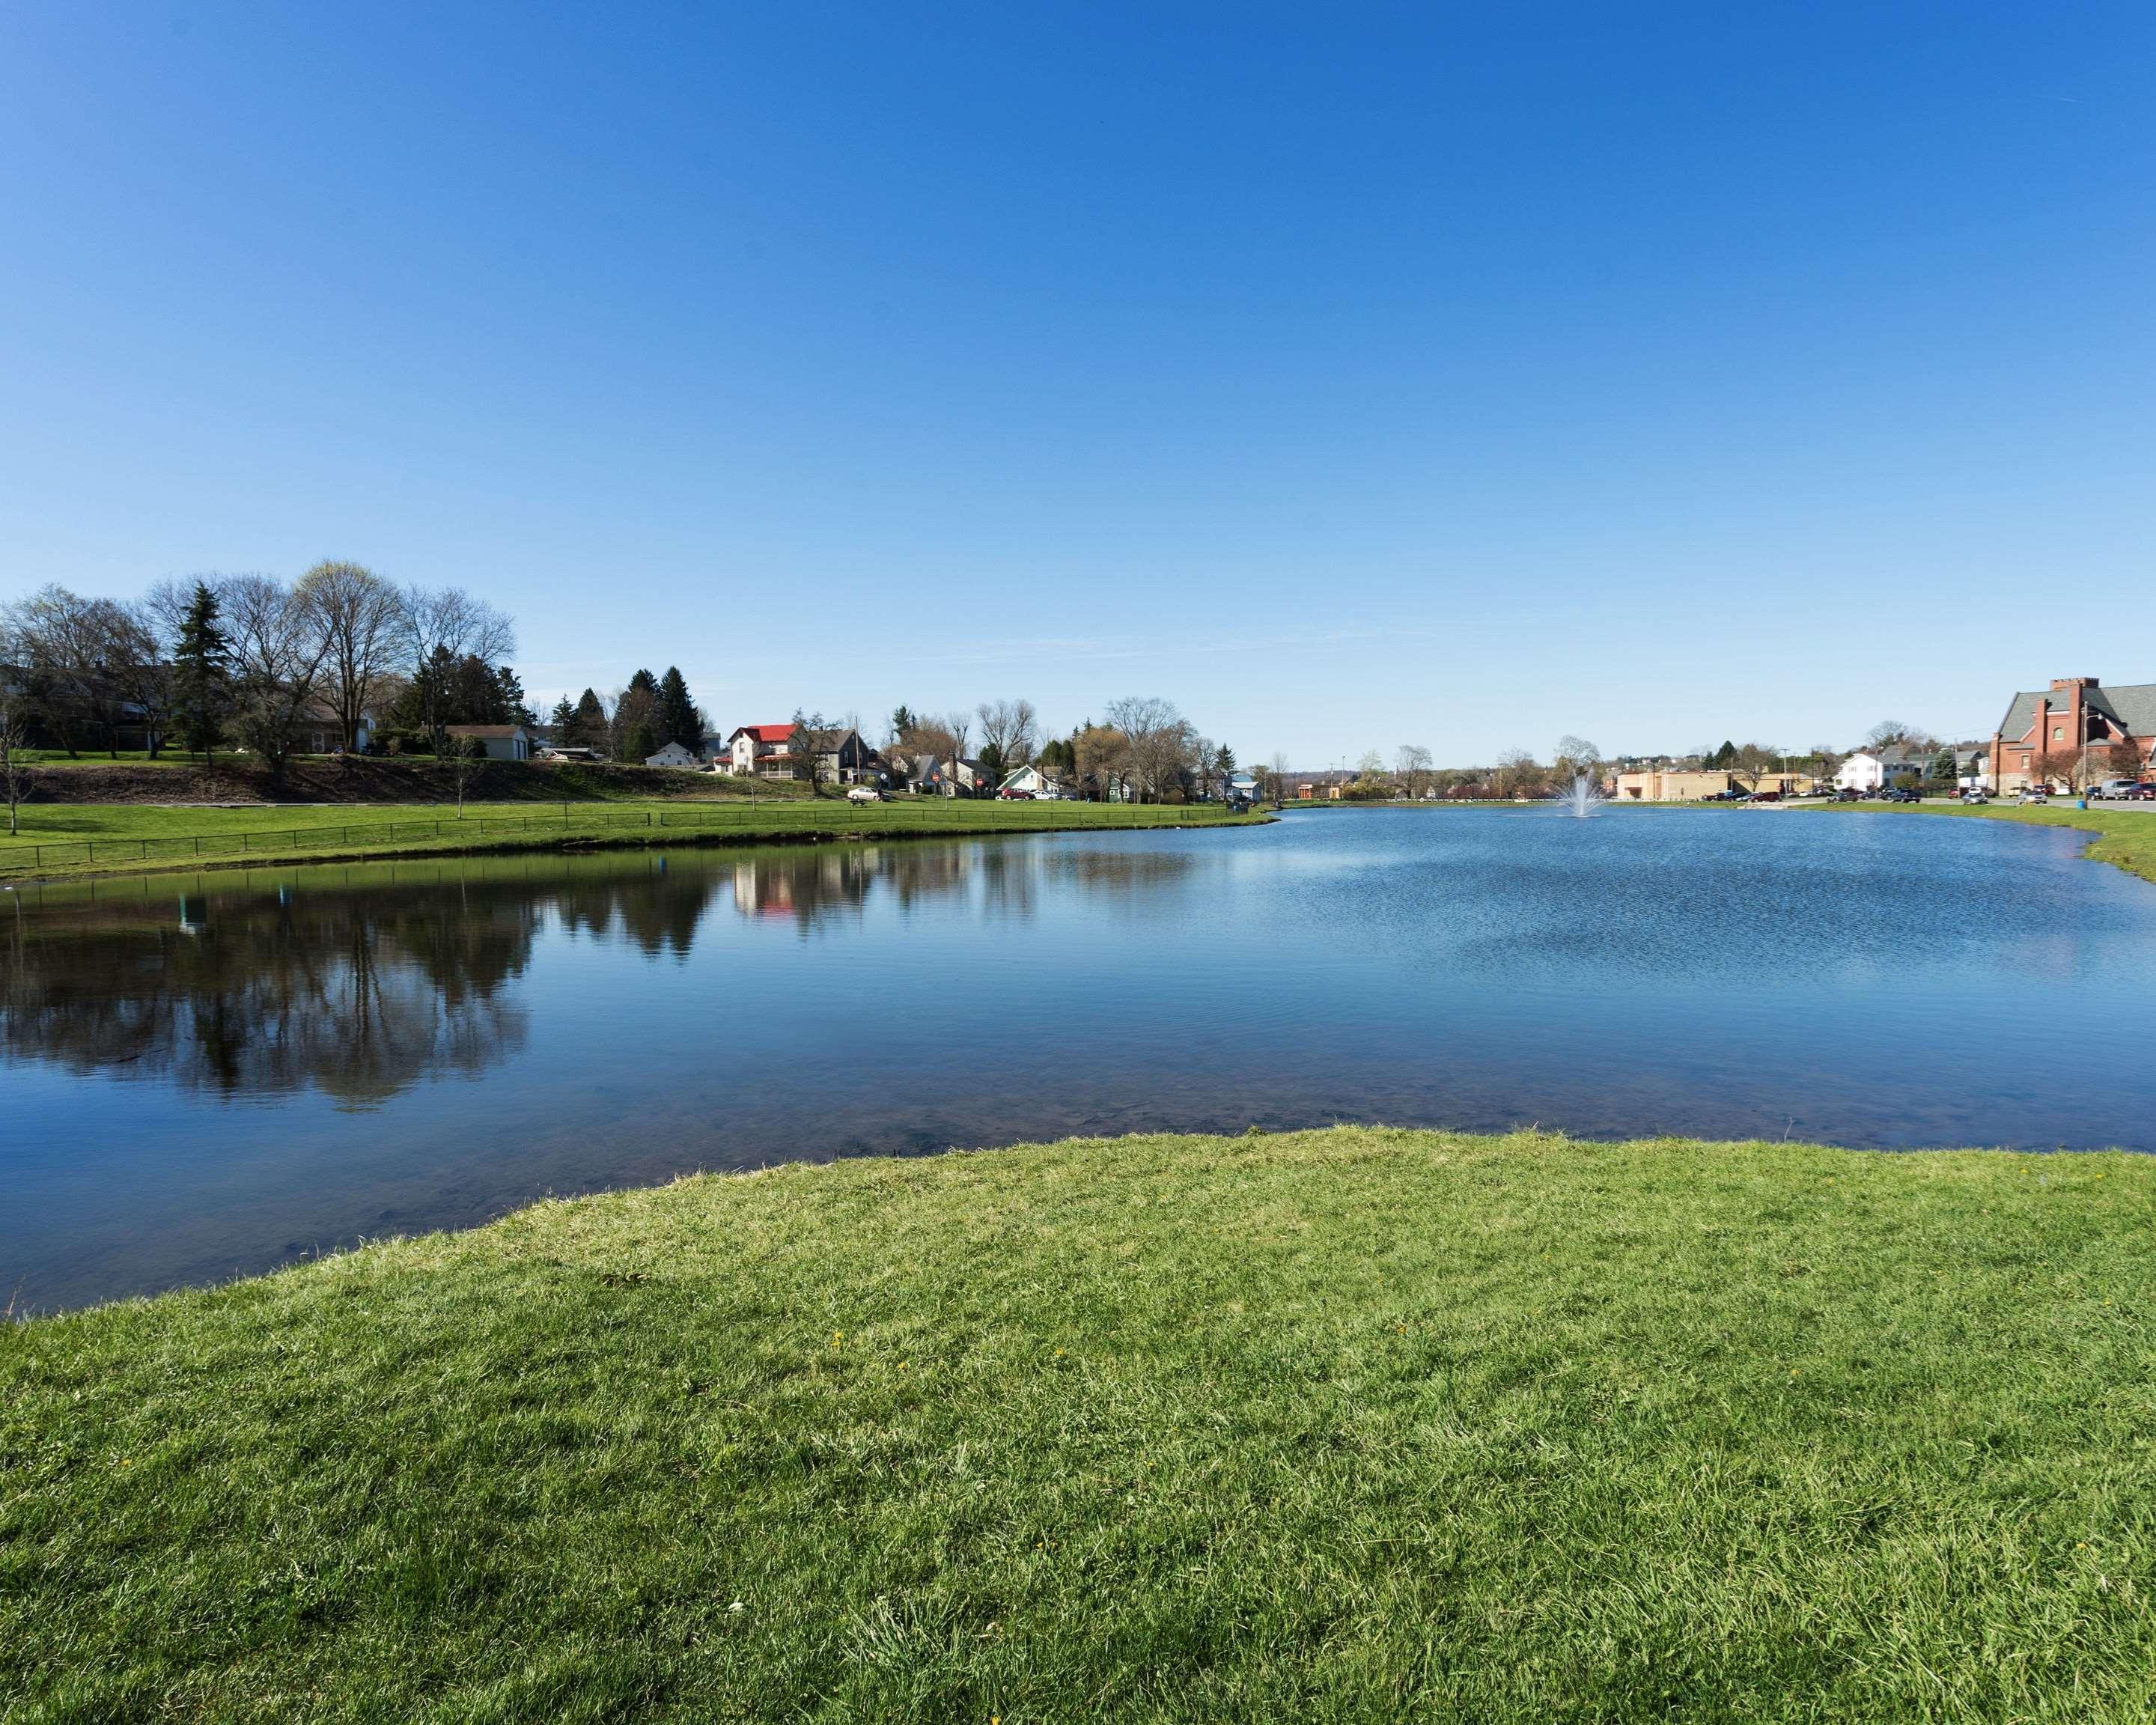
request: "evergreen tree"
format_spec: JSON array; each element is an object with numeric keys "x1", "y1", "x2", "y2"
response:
[
  {"x1": 1709, "y1": 740, "x2": 1738, "y2": 768},
  {"x1": 549, "y1": 695, "x2": 576, "y2": 738},
  {"x1": 657, "y1": 666, "x2": 700, "y2": 752},
  {"x1": 170, "y1": 581, "x2": 231, "y2": 763},
  {"x1": 612, "y1": 669, "x2": 660, "y2": 761},
  {"x1": 1928, "y1": 749, "x2": 1957, "y2": 794},
  {"x1": 493, "y1": 664, "x2": 536, "y2": 727},
  {"x1": 570, "y1": 688, "x2": 607, "y2": 751}
]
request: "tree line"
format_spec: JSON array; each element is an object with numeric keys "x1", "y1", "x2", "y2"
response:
[
  {"x1": 868, "y1": 695, "x2": 1237, "y2": 803},
  {"x1": 543, "y1": 668, "x2": 706, "y2": 765},
  {"x1": 0, "y1": 567, "x2": 523, "y2": 827}
]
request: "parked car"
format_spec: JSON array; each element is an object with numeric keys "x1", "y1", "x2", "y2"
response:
[
  {"x1": 1959, "y1": 788, "x2": 1991, "y2": 804},
  {"x1": 2015, "y1": 788, "x2": 2050, "y2": 805},
  {"x1": 1836, "y1": 787, "x2": 1863, "y2": 802},
  {"x1": 1881, "y1": 788, "x2": 1923, "y2": 804},
  {"x1": 997, "y1": 788, "x2": 1035, "y2": 800},
  {"x1": 845, "y1": 785, "x2": 886, "y2": 803}
]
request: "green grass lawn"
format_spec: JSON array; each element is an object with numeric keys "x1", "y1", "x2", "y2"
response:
[
  {"x1": 13, "y1": 749, "x2": 186, "y2": 766},
  {"x1": 5, "y1": 1126, "x2": 2153, "y2": 1721},
  {"x1": 0, "y1": 800, "x2": 1261, "y2": 882}
]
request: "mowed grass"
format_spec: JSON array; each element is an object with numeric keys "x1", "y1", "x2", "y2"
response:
[
  {"x1": 4, "y1": 1128, "x2": 2154, "y2": 1723},
  {"x1": 0, "y1": 800, "x2": 1258, "y2": 882}
]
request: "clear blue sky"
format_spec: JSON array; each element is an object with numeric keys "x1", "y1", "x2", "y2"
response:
[{"x1": 3, "y1": 3, "x2": 2151, "y2": 764}]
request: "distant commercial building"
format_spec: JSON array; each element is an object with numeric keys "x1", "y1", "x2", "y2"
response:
[{"x1": 1613, "y1": 768, "x2": 1810, "y2": 800}]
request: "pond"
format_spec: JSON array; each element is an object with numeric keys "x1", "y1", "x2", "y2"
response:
[{"x1": 7, "y1": 807, "x2": 2156, "y2": 1310}]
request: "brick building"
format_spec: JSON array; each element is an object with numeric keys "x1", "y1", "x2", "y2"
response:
[{"x1": 1989, "y1": 678, "x2": 2156, "y2": 792}]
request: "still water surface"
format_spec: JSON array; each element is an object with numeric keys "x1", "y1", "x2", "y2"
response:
[{"x1": 7, "y1": 808, "x2": 2156, "y2": 1309}]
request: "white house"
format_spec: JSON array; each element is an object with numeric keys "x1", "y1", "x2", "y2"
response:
[
  {"x1": 997, "y1": 764, "x2": 1065, "y2": 799},
  {"x1": 644, "y1": 741, "x2": 701, "y2": 769},
  {"x1": 1834, "y1": 744, "x2": 1930, "y2": 794},
  {"x1": 725, "y1": 723, "x2": 797, "y2": 777},
  {"x1": 445, "y1": 723, "x2": 534, "y2": 762},
  {"x1": 296, "y1": 704, "x2": 375, "y2": 755},
  {"x1": 1835, "y1": 752, "x2": 1885, "y2": 794}
]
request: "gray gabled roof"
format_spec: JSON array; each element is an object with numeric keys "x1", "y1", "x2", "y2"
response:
[
  {"x1": 2086, "y1": 684, "x2": 2156, "y2": 735},
  {"x1": 1997, "y1": 682, "x2": 2156, "y2": 740}
]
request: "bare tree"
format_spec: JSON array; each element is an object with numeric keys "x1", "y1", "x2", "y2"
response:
[
  {"x1": 2101, "y1": 740, "x2": 2146, "y2": 786},
  {"x1": 222, "y1": 574, "x2": 332, "y2": 778},
  {"x1": 1551, "y1": 734, "x2": 1602, "y2": 788},
  {"x1": 1, "y1": 585, "x2": 143, "y2": 755},
  {"x1": 1264, "y1": 751, "x2": 1291, "y2": 805},
  {"x1": 448, "y1": 734, "x2": 486, "y2": 816},
  {"x1": 975, "y1": 699, "x2": 1039, "y2": 773},
  {"x1": 1395, "y1": 744, "x2": 1434, "y2": 799},
  {"x1": 2036, "y1": 740, "x2": 2095, "y2": 794},
  {"x1": 943, "y1": 711, "x2": 972, "y2": 761},
  {"x1": 1074, "y1": 722, "x2": 1129, "y2": 801},
  {"x1": 1490, "y1": 749, "x2": 1544, "y2": 799},
  {"x1": 1729, "y1": 741, "x2": 1782, "y2": 793},
  {"x1": 0, "y1": 618, "x2": 31, "y2": 834},
  {"x1": 1863, "y1": 719, "x2": 1937, "y2": 755},
  {"x1": 83, "y1": 599, "x2": 165, "y2": 757},
  {"x1": 297, "y1": 561, "x2": 403, "y2": 752},
  {"x1": 1103, "y1": 696, "x2": 1191, "y2": 803},
  {"x1": 400, "y1": 585, "x2": 514, "y2": 758},
  {"x1": 788, "y1": 709, "x2": 827, "y2": 793}
]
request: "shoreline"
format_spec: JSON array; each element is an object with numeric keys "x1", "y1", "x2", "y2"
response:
[{"x1": 0, "y1": 803, "x2": 1273, "y2": 887}]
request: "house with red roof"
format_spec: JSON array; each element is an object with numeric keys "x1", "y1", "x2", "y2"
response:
[
  {"x1": 725, "y1": 723, "x2": 797, "y2": 777},
  {"x1": 724, "y1": 722, "x2": 880, "y2": 782}
]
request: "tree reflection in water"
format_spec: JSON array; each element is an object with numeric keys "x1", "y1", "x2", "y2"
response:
[
  {"x1": 2, "y1": 866, "x2": 542, "y2": 1107},
  {"x1": 725, "y1": 841, "x2": 1196, "y2": 930},
  {"x1": 0, "y1": 839, "x2": 1199, "y2": 1104}
]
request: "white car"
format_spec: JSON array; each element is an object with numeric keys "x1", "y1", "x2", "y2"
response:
[{"x1": 845, "y1": 785, "x2": 886, "y2": 803}]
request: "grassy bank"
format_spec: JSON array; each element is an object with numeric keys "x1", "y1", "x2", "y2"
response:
[
  {"x1": 11, "y1": 754, "x2": 837, "y2": 808},
  {"x1": 0, "y1": 800, "x2": 1264, "y2": 883},
  {"x1": 6, "y1": 1127, "x2": 2154, "y2": 1721}
]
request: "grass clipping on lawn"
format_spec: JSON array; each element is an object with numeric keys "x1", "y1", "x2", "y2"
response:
[{"x1": 4, "y1": 1127, "x2": 2154, "y2": 1723}]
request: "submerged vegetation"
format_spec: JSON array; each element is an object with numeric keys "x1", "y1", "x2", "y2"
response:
[{"x1": 5, "y1": 1126, "x2": 2154, "y2": 1721}]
